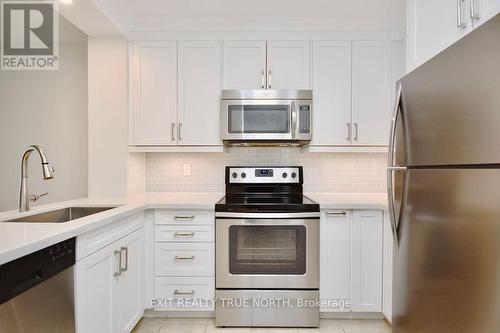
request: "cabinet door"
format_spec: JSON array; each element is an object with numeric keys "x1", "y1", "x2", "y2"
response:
[
  {"x1": 471, "y1": 0, "x2": 500, "y2": 29},
  {"x1": 178, "y1": 41, "x2": 221, "y2": 145},
  {"x1": 116, "y1": 230, "x2": 143, "y2": 333},
  {"x1": 312, "y1": 41, "x2": 352, "y2": 145},
  {"x1": 320, "y1": 210, "x2": 352, "y2": 312},
  {"x1": 267, "y1": 41, "x2": 311, "y2": 89},
  {"x1": 223, "y1": 41, "x2": 267, "y2": 89},
  {"x1": 351, "y1": 41, "x2": 392, "y2": 146},
  {"x1": 351, "y1": 210, "x2": 383, "y2": 312},
  {"x1": 407, "y1": 0, "x2": 472, "y2": 71},
  {"x1": 75, "y1": 242, "x2": 118, "y2": 333},
  {"x1": 382, "y1": 211, "x2": 394, "y2": 322},
  {"x1": 131, "y1": 41, "x2": 177, "y2": 145}
]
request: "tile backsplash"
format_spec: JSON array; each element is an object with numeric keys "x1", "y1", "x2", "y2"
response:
[{"x1": 145, "y1": 148, "x2": 387, "y2": 193}]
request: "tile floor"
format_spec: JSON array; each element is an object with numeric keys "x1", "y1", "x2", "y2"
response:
[{"x1": 132, "y1": 318, "x2": 391, "y2": 333}]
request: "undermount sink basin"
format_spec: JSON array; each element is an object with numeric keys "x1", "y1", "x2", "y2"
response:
[{"x1": 4, "y1": 206, "x2": 118, "y2": 223}]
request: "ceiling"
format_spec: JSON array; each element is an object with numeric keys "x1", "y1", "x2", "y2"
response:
[
  {"x1": 91, "y1": 0, "x2": 406, "y2": 32},
  {"x1": 100, "y1": 0, "x2": 404, "y2": 19}
]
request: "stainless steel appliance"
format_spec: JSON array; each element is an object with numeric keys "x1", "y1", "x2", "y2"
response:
[
  {"x1": 0, "y1": 238, "x2": 76, "y2": 333},
  {"x1": 220, "y1": 90, "x2": 312, "y2": 146},
  {"x1": 215, "y1": 166, "x2": 320, "y2": 327},
  {"x1": 388, "y1": 14, "x2": 500, "y2": 333}
]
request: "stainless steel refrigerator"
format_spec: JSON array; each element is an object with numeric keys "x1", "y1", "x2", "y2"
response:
[{"x1": 388, "y1": 14, "x2": 500, "y2": 333}]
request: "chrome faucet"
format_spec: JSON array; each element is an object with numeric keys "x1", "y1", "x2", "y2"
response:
[{"x1": 19, "y1": 145, "x2": 54, "y2": 212}]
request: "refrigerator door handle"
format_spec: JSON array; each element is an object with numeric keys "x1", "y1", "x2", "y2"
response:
[{"x1": 388, "y1": 82, "x2": 404, "y2": 249}]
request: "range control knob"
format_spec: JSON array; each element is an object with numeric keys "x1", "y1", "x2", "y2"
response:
[
  {"x1": 282, "y1": 172, "x2": 288, "y2": 178},
  {"x1": 291, "y1": 172, "x2": 297, "y2": 179},
  {"x1": 241, "y1": 172, "x2": 247, "y2": 179},
  {"x1": 232, "y1": 172, "x2": 237, "y2": 179}
]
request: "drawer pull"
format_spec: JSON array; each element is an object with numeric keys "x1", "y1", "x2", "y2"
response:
[
  {"x1": 174, "y1": 216, "x2": 195, "y2": 221},
  {"x1": 174, "y1": 289, "x2": 195, "y2": 295},
  {"x1": 174, "y1": 256, "x2": 195, "y2": 260},
  {"x1": 174, "y1": 232, "x2": 195, "y2": 238},
  {"x1": 326, "y1": 211, "x2": 347, "y2": 216}
]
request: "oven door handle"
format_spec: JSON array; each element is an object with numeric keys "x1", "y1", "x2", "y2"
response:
[{"x1": 215, "y1": 212, "x2": 320, "y2": 219}]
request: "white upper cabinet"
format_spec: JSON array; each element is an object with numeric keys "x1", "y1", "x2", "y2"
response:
[
  {"x1": 312, "y1": 41, "x2": 352, "y2": 145},
  {"x1": 351, "y1": 210, "x2": 383, "y2": 312},
  {"x1": 178, "y1": 41, "x2": 222, "y2": 145},
  {"x1": 351, "y1": 41, "x2": 392, "y2": 146},
  {"x1": 407, "y1": 0, "x2": 499, "y2": 71},
  {"x1": 471, "y1": 0, "x2": 500, "y2": 27},
  {"x1": 131, "y1": 41, "x2": 177, "y2": 145},
  {"x1": 407, "y1": 0, "x2": 471, "y2": 71},
  {"x1": 222, "y1": 41, "x2": 267, "y2": 90},
  {"x1": 267, "y1": 41, "x2": 311, "y2": 90}
]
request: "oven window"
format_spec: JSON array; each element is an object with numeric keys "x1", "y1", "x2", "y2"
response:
[
  {"x1": 228, "y1": 105, "x2": 290, "y2": 134},
  {"x1": 229, "y1": 225, "x2": 306, "y2": 275}
]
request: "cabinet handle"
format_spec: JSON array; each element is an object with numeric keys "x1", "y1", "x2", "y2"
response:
[
  {"x1": 114, "y1": 250, "x2": 122, "y2": 277},
  {"x1": 346, "y1": 123, "x2": 351, "y2": 141},
  {"x1": 268, "y1": 70, "x2": 272, "y2": 89},
  {"x1": 178, "y1": 123, "x2": 182, "y2": 141},
  {"x1": 261, "y1": 70, "x2": 265, "y2": 89},
  {"x1": 121, "y1": 247, "x2": 128, "y2": 273},
  {"x1": 354, "y1": 122, "x2": 358, "y2": 141},
  {"x1": 174, "y1": 256, "x2": 195, "y2": 260},
  {"x1": 174, "y1": 232, "x2": 195, "y2": 238},
  {"x1": 326, "y1": 211, "x2": 347, "y2": 216},
  {"x1": 171, "y1": 123, "x2": 176, "y2": 141},
  {"x1": 174, "y1": 215, "x2": 195, "y2": 221},
  {"x1": 457, "y1": 0, "x2": 467, "y2": 28},
  {"x1": 174, "y1": 289, "x2": 195, "y2": 296},
  {"x1": 470, "y1": 0, "x2": 481, "y2": 19}
]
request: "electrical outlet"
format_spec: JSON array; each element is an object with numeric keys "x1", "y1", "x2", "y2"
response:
[{"x1": 183, "y1": 164, "x2": 191, "y2": 176}]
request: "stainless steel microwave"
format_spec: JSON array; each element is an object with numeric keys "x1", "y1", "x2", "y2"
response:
[{"x1": 221, "y1": 90, "x2": 313, "y2": 146}]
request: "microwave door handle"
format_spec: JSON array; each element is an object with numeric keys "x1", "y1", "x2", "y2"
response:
[{"x1": 291, "y1": 102, "x2": 297, "y2": 139}]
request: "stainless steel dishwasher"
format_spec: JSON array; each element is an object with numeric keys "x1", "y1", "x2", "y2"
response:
[{"x1": 0, "y1": 237, "x2": 76, "y2": 333}]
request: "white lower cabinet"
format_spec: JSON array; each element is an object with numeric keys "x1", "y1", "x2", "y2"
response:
[
  {"x1": 382, "y1": 211, "x2": 394, "y2": 322},
  {"x1": 154, "y1": 243, "x2": 215, "y2": 277},
  {"x1": 75, "y1": 227, "x2": 143, "y2": 333},
  {"x1": 320, "y1": 210, "x2": 352, "y2": 312},
  {"x1": 152, "y1": 209, "x2": 215, "y2": 312},
  {"x1": 351, "y1": 210, "x2": 383, "y2": 312},
  {"x1": 320, "y1": 209, "x2": 384, "y2": 314}
]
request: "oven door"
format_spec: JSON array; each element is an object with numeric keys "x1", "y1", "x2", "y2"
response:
[
  {"x1": 221, "y1": 100, "x2": 294, "y2": 141},
  {"x1": 216, "y1": 218, "x2": 319, "y2": 289}
]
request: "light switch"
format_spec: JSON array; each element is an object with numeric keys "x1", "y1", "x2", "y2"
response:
[{"x1": 183, "y1": 164, "x2": 191, "y2": 176}]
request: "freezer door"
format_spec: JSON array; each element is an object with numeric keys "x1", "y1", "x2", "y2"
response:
[
  {"x1": 392, "y1": 168, "x2": 500, "y2": 333},
  {"x1": 400, "y1": 14, "x2": 500, "y2": 166}
]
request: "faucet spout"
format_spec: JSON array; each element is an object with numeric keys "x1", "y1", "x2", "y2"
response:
[{"x1": 19, "y1": 145, "x2": 54, "y2": 212}]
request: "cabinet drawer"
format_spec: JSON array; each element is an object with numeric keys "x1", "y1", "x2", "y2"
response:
[
  {"x1": 154, "y1": 277, "x2": 215, "y2": 311},
  {"x1": 155, "y1": 225, "x2": 215, "y2": 243},
  {"x1": 76, "y1": 213, "x2": 144, "y2": 260},
  {"x1": 154, "y1": 243, "x2": 215, "y2": 277},
  {"x1": 154, "y1": 210, "x2": 214, "y2": 225}
]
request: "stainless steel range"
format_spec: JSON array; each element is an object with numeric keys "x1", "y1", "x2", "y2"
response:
[{"x1": 215, "y1": 166, "x2": 320, "y2": 327}]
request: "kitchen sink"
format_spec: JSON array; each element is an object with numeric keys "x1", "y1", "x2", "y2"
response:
[{"x1": 4, "y1": 206, "x2": 118, "y2": 223}]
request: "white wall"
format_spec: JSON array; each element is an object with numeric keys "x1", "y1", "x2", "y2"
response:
[
  {"x1": 145, "y1": 149, "x2": 387, "y2": 193},
  {"x1": 87, "y1": 38, "x2": 145, "y2": 197},
  {"x1": 0, "y1": 17, "x2": 88, "y2": 212}
]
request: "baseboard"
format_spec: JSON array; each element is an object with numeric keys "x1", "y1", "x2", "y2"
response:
[
  {"x1": 320, "y1": 312, "x2": 385, "y2": 320},
  {"x1": 143, "y1": 309, "x2": 385, "y2": 321},
  {"x1": 143, "y1": 309, "x2": 215, "y2": 318}
]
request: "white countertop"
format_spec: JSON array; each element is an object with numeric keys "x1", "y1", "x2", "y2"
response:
[
  {"x1": 306, "y1": 192, "x2": 388, "y2": 211},
  {"x1": 0, "y1": 192, "x2": 387, "y2": 266},
  {"x1": 0, "y1": 193, "x2": 223, "y2": 266}
]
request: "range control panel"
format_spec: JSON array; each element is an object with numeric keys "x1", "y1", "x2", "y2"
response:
[{"x1": 227, "y1": 167, "x2": 301, "y2": 184}]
